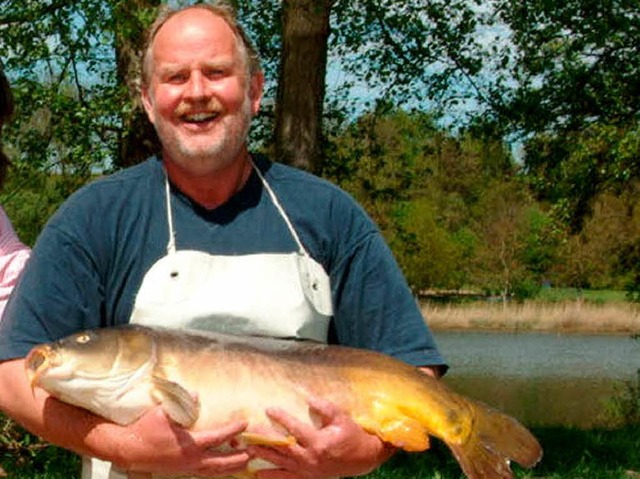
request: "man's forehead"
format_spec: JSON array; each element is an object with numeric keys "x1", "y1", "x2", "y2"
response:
[
  {"x1": 151, "y1": 13, "x2": 239, "y2": 59},
  {"x1": 155, "y1": 8, "x2": 235, "y2": 44}
]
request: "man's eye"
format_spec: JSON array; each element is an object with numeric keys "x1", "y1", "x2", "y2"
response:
[
  {"x1": 206, "y1": 69, "x2": 225, "y2": 78},
  {"x1": 167, "y1": 73, "x2": 187, "y2": 83}
]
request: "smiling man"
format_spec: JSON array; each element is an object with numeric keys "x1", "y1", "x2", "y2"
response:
[{"x1": 0, "y1": 3, "x2": 446, "y2": 479}]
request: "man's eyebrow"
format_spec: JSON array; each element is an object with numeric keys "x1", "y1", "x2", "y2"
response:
[{"x1": 156, "y1": 58, "x2": 236, "y2": 73}]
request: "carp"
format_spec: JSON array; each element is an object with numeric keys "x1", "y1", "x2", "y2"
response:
[{"x1": 25, "y1": 325, "x2": 542, "y2": 478}]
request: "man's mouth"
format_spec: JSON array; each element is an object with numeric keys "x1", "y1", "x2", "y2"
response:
[{"x1": 182, "y1": 111, "x2": 220, "y2": 124}]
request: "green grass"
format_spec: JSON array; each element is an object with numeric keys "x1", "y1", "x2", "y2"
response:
[
  {"x1": 2, "y1": 426, "x2": 638, "y2": 478},
  {"x1": 535, "y1": 287, "x2": 630, "y2": 304},
  {"x1": 365, "y1": 426, "x2": 640, "y2": 478},
  {"x1": 0, "y1": 444, "x2": 80, "y2": 478}
]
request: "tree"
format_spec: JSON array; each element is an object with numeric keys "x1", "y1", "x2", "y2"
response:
[
  {"x1": 470, "y1": 179, "x2": 541, "y2": 299},
  {"x1": 483, "y1": 0, "x2": 640, "y2": 229},
  {"x1": 273, "y1": 0, "x2": 334, "y2": 171},
  {"x1": 0, "y1": 0, "x2": 158, "y2": 176},
  {"x1": 113, "y1": 0, "x2": 161, "y2": 168},
  {"x1": 1, "y1": 0, "x2": 510, "y2": 178}
]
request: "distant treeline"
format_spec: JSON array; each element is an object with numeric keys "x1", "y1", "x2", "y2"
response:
[
  {"x1": 322, "y1": 108, "x2": 640, "y2": 300},
  {"x1": 4, "y1": 108, "x2": 639, "y2": 301}
]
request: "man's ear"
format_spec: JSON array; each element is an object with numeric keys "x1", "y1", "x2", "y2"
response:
[
  {"x1": 249, "y1": 72, "x2": 265, "y2": 116},
  {"x1": 140, "y1": 86, "x2": 155, "y2": 124}
]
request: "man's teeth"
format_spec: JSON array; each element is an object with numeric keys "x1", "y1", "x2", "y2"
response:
[{"x1": 184, "y1": 112, "x2": 218, "y2": 122}]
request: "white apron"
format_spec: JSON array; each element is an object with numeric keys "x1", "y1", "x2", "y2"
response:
[{"x1": 84, "y1": 162, "x2": 333, "y2": 479}]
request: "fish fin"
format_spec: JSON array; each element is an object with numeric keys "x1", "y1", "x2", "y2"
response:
[
  {"x1": 240, "y1": 431, "x2": 296, "y2": 447},
  {"x1": 357, "y1": 400, "x2": 430, "y2": 452},
  {"x1": 151, "y1": 376, "x2": 200, "y2": 428},
  {"x1": 447, "y1": 399, "x2": 543, "y2": 479},
  {"x1": 378, "y1": 417, "x2": 431, "y2": 452}
]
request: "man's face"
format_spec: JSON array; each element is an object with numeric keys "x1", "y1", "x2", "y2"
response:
[{"x1": 141, "y1": 9, "x2": 263, "y2": 175}]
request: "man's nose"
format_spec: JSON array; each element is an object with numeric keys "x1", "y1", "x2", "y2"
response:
[{"x1": 184, "y1": 72, "x2": 208, "y2": 100}]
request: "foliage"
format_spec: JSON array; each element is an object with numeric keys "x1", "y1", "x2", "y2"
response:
[
  {"x1": 549, "y1": 188, "x2": 640, "y2": 291},
  {"x1": 365, "y1": 425, "x2": 640, "y2": 478},
  {"x1": 603, "y1": 373, "x2": 640, "y2": 428},
  {"x1": 483, "y1": 0, "x2": 640, "y2": 231},
  {"x1": 4, "y1": 422, "x2": 639, "y2": 479},
  {"x1": 0, "y1": 413, "x2": 80, "y2": 478},
  {"x1": 1, "y1": 0, "x2": 126, "y2": 175},
  {"x1": 0, "y1": 168, "x2": 88, "y2": 246},
  {"x1": 492, "y1": 0, "x2": 640, "y2": 133},
  {"x1": 535, "y1": 287, "x2": 629, "y2": 304},
  {"x1": 330, "y1": 0, "x2": 494, "y2": 119},
  {"x1": 0, "y1": 0, "x2": 639, "y2": 297},
  {"x1": 524, "y1": 122, "x2": 640, "y2": 231},
  {"x1": 602, "y1": 334, "x2": 640, "y2": 428},
  {"x1": 325, "y1": 106, "x2": 558, "y2": 296}
]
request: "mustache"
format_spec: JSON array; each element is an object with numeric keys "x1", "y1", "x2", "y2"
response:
[{"x1": 175, "y1": 99, "x2": 223, "y2": 117}]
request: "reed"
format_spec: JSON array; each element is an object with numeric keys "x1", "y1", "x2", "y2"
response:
[{"x1": 421, "y1": 300, "x2": 640, "y2": 334}]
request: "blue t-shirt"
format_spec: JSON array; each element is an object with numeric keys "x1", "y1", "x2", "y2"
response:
[{"x1": 0, "y1": 156, "x2": 446, "y2": 369}]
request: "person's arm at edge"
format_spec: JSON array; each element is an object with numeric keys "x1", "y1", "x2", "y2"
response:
[{"x1": 0, "y1": 357, "x2": 251, "y2": 477}]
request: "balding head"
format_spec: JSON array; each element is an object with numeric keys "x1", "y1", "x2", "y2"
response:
[{"x1": 140, "y1": 3, "x2": 261, "y2": 89}]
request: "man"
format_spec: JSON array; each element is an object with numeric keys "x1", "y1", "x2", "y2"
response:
[{"x1": 0, "y1": 3, "x2": 446, "y2": 479}]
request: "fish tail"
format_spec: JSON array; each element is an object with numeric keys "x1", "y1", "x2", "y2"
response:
[{"x1": 447, "y1": 399, "x2": 543, "y2": 479}]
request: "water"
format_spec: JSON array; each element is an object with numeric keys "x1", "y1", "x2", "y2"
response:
[{"x1": 434, "y1": 330, "x2": 640, "y2": 428}]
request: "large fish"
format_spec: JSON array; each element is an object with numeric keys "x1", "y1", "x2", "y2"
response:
[{"x1": 25, "y1": 325, "x2": 542, "y2": 479}]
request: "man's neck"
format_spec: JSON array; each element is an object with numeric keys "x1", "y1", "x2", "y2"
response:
[{"x1": 163, "y1": 152, "x2": 253, "y2": 210}]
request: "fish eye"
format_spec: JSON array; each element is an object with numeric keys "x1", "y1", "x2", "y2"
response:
[{"x1": 75, "y1": 333, "x2": 92, "y2": 344}]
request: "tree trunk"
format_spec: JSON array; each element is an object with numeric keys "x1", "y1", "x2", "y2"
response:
[
  {"x1": 274, "y1": 0, "x2": 333, "y2": 173},
  {"x1": 114, "y1": 0, "x2": 161, "y2": 168}
]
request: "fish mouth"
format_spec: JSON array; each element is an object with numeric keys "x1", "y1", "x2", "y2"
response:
[{"x1": 25, "y1": 346, "x2": 60, "y2": 390}]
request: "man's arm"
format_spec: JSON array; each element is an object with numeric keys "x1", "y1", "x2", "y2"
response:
[{"x1": 0, "y1": 358, "x2": 251, "y2": 477}]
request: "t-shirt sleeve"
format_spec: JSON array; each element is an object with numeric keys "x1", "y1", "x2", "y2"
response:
[{"x1": 330, "y1": 225, "x2": 448, "y2": 371}]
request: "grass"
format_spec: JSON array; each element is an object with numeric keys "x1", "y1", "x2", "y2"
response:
[
  {"x1": 421, "y1": 298, "x2": 640, "y2": 334},
  {"x1": 2, "y1": 426, "x2": 638, "y2": 478},
  {"x1": 366, "y1": 425, "x2": 640, "y2": 479},
  {"x1": 535, "y1": 287, "x2": 630, "y2": 304}
]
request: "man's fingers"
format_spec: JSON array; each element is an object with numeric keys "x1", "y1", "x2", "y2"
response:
[
  {"x1": 192, "y1": 420, "x2": 248, "y2": 449},
  {"x1": 199, "y1": 450, "x2": 253, "y2": 471},
  {"x1": 305, "y1": 395, "x2": 342, "y2": 423},
  {"x1": 265, "y1": 407, "x2": 317, "y2": 442}
]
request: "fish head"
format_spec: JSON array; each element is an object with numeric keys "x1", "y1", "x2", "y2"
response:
[{"x1": 25, "y1": 327, "x2": 157, "y2": 423}]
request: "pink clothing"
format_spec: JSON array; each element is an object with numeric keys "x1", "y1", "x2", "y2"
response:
[{"x1": 0, "y1": 206, "x2": 30, "y2": 319}]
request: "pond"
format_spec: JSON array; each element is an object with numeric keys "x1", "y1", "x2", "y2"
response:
[{"x1": 434, "y1": 330, "x2": 640, "y2": 428}]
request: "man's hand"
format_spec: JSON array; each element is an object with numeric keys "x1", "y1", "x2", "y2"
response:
[
  {"x1": 249, "y1": 396, "x2": 394, "y2": 479},
  {"x1": 108, "y1": 405, "x2": 251, "y2": 477}
]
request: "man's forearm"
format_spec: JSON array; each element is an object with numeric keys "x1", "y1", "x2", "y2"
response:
[
  {"x1": 0, "y1": 358, "x2": 122, "y2": 462},
  {"x1": 0, "y1": 357, "x2": 252, "y2": 477}
]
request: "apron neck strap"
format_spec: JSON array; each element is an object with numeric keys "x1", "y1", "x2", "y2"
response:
[
  {"x1": 162, "y1": 160, "x2": 310, "y2": 257},
  {"x1": 164, "y1": 171, "x2": 177, "y2": 256},
  {"x1": 251, "y1": 161, "x2": 307, "y2": 255}
]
